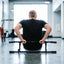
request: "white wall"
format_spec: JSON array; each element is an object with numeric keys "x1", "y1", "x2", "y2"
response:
[
  {"x1": 4, "y1": 0, "x2": 9, "y2": 19},
  {"x1": 52, "y1": 0, "x2": 61, "y2": 37},
  {"x1": 53, "y1": 0, "x2": 62, "y2": 11},
  {"x1": 47, "y1": 2, "x2": 61, "y2": 37},
  {"x1": 8, "y1": 2, "x2": 14, "y2": 33},
  {"x1": 0, "y1": 0, "x2": 2, "y2": 27},
  {"x1": 52, "y1": 11, "x2": 61, "y2": 37},
  {"x1": 48, "y1": 2, "x2": 53, "y2": 35},
  {"x1": 0, "y1": 0, "x2": 9, "y2": 33},
  {"x1": 4, "y1": 0, "x2": 9, "y2": 31},
  {"x1": 61, "y1": 2, "x2": 64, "y2": 38},
  {"x1": 53, "y1": 0, "x2": 64, "y2": 38}
]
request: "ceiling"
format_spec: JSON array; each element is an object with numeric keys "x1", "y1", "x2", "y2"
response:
[{"x1": 9, "y1": 0, "x2": 52, "y2": 2}]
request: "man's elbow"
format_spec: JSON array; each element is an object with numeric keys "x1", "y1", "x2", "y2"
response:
[
  {"x1": 14, "y1": 27, "x2": 17, "y2": 32},
  {"x1": 49, "y1": 26, "x2": 52, "y2": 32}
]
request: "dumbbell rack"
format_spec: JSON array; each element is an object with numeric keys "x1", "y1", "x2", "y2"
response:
[{"x1": 9, "y1": 41, "x2": 57, "y2": 54}]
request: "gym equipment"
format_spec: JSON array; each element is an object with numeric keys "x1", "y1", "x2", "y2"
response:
[
  {"x1": 1, "y1": 19, "x2": 14, "y2": 21},
  {"x1": 0, "y1": 19, "x2": 14, "y2": 42},
  {"x1": 1, "y1": 27, "x2": 5, "y2": 42},
  {"x1": 9, "y1": 41, "x2": 57, "y2": 53},
  {"x1": 0, "y1": 19, "x2": 5, "y2": 42}
]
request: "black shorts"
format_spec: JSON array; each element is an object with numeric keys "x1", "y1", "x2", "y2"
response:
[{"x1": 23, "y1": 41, "x2": 42, "y2": 50}]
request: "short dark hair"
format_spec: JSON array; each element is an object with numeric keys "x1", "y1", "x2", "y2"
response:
[{"x1": 29, "y1": 10, "x2": 37, "y2": 17}]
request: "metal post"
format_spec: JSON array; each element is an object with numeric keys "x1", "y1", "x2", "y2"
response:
[
  {"x1": 45, "y1": 42, "x2": 47, "y2": 52},
  {"x1": 18, "y1": 42, "x2": 21, "y2": 53}
]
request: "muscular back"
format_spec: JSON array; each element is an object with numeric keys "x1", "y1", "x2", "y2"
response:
[{"x1": 19, "y1": 19, "x2": 47, "y2": 41}]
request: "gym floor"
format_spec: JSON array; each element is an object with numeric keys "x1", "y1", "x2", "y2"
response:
[{"x1": 0, "y1": 38, "x2": 64, "y2": 64}]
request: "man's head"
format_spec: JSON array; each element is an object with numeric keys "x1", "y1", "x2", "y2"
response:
[{"x1": 29, "y1": 10, "x2": 37, "y2": 19}]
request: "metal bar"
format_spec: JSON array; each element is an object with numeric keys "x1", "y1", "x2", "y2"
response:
[
  {"x1": 9, "y1": 41, "x2": 57, "y2": 43},
  {"x1": 1, "y1": 19, "x2": 14, "y2": 21},
  {"x1": 9, "y1": 51, "x2": 56, "y2": 53}
]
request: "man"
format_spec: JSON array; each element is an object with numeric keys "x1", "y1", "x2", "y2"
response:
[{"x1": 15, "y1": 10, "x2": 52, "y2": 50}]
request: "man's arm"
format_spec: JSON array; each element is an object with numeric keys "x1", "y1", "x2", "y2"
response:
[
  {"x1": 39, "y1": 24, "x2": 52, "y2": 44},
  {"x1": 14, "y1": 23, "x2": 26, "y2": 44}
]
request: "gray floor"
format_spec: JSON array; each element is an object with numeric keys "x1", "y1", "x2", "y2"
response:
[{"x1": 0, "y1": 37, "x2": 64, "y2": 64}]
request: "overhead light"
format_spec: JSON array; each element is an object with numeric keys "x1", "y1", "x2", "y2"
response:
[{"x1": 44, "y1": 1, "x2": 50, "y2": 4}]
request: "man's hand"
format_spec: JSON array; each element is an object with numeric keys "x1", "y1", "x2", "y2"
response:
[
  {"x1": 21, "y1": 39, "x2": 26, "y2": 44},
  {"x1": 39, "y1": 39, "x2": 45, "y2": 44}
]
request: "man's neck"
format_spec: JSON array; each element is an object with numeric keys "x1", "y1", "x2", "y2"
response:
[{"x1": 29, "y1": 17, "x2": 36, "y2": 20}]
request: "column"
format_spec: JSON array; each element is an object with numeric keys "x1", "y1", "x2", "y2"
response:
[{"x1": 61, "y1": 2, "x2": 64, "y2": 38}]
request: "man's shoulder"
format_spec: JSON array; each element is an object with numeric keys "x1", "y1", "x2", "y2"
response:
[
  {"x1": 20, "y1": 19, "x2": 45, "y2": 23},
  {"x1": 19, "y1": 19, "x2": 28, "y2": 23},
  {"x1": 35, "y1": 19, "x2": 45, "y2": 22},
  {"x1": 21, "y1": 19, "x2": 30, "y2": 22}
]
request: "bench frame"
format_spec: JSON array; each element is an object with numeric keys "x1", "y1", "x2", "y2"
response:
[{"x1": 9, "y1": 41, "x2": 57, "y2": 54}]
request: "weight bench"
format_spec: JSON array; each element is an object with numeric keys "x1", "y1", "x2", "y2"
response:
[{"x1": 9, "y1": 41, "x2": 57, "y2": 54}]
